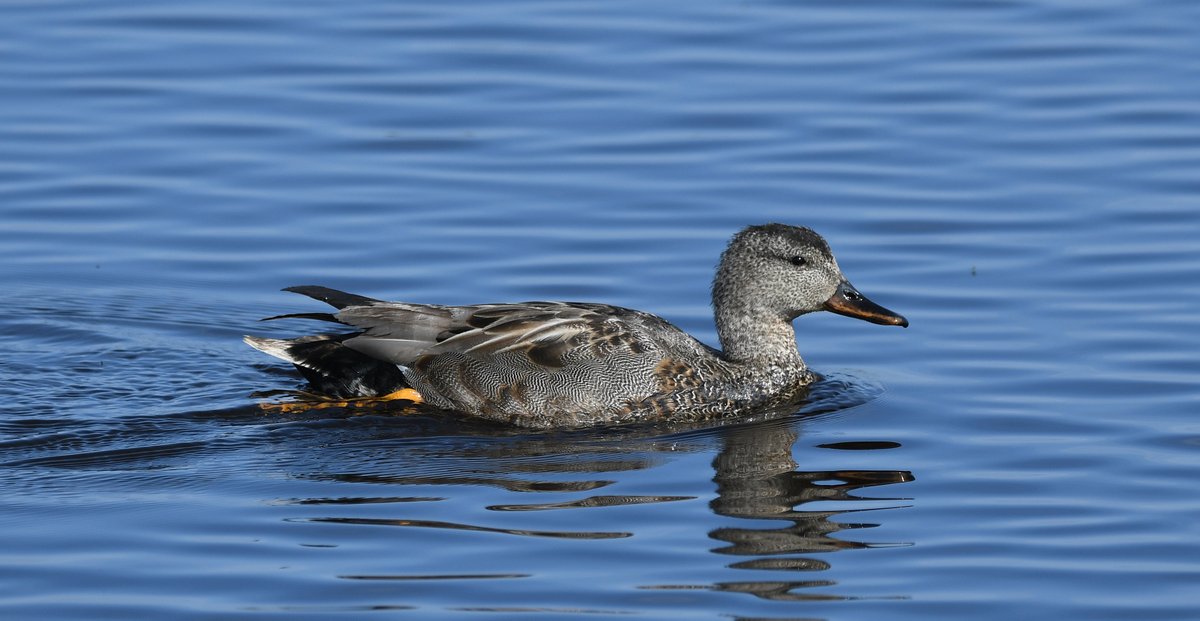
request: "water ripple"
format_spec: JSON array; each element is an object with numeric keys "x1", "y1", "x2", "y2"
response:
[
  {"x1": 3, "y1": 0, "x2": 1200, "y2": 618},
  {"x1": 295, "y1": 517, "x2": 631, "y2": 540}
]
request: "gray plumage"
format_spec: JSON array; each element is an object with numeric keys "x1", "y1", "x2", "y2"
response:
[{"x1": 246, "y1": 224, "x2": 907, "y2": 428}]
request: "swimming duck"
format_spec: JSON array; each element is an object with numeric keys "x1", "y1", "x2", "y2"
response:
[{"x1": 246, "y1": 224, "x2": 906, "y2": 427}]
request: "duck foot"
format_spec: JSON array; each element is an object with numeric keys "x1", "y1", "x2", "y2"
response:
[{"x1": 257, "y1": 388, "x2": 423, "y2": 414}]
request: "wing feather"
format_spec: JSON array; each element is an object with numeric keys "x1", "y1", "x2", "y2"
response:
[{"x1": 334, "y1": 301, "x2": 658, "y2": 367}]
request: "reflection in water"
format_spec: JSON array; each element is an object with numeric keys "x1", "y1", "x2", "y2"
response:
[
  {"x1": 315, "y1": 470, "x2": 614, "y2": 494},
  {"x1": 487, "y1": 494, "x2": 693, "y2": 511},
  {"x1": 712, "y1": 426, "x2": 912, "y2": 554},
  {"x1": 277, "y1": 404, "x2": 912, "y2": 606},
  {"x1": 704, "y1": 424, "x2": 914, "y2": 601},
  {"x1": 294, "y1": 516, "x2": 631, "y2": 540}
]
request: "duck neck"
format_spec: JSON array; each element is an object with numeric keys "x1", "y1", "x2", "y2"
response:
[{"x1": 712, "y1": 297, "x2": 805, "y2": 370}]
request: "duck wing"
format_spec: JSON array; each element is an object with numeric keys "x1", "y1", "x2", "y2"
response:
[
  {"x1": 337, "y1": 300, "x2": 667, "y2": 368},
  {"x1": 280, "y1": 287, "x2": 719, "y2": 424}
]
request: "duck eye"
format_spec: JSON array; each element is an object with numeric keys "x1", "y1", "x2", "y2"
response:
[{"x1": 788, "y1": 256, "x2": 807, "y2": 267}]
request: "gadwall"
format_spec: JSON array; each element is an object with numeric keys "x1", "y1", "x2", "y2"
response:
[{"x1": 246, "y1": 224, "x2": 906, "y2": 427}]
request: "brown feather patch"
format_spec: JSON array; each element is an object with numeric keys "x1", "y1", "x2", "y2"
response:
[{"x1": 655, "y1": 358, "x2": 702, "y2": 392}]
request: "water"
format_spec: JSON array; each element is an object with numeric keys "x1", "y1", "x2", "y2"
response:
[{"x1": 2, "y1": 0, "x2": 1199, "y2": 619}]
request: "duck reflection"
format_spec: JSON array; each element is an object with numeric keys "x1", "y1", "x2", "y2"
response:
[
  {"x1": 276, "y1": 412, "x2": 707, "y2": 539},
  {"x1": 704, "y1": 422, "x2": 913, "y2": 601},
  {"x1": 712, "y1": 424, "x2": 913, "y2": 555},
  {"x1": 267, "y1": 395, "x2": 912, "y2": 601}
]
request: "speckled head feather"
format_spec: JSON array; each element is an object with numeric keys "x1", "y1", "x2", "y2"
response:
[
  {"x1": 732, "y1": 223, "x2": 833, "y2": 257},
  {"x1": 711, "y1": 223, "x2": 850, "y2": 364}
]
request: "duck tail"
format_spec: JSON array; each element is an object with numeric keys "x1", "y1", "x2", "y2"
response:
[
  {"x1": 244, "y1": 334, "x2": 408, "y2": 399},
  {"x1": 283, "y1": 285, "x2": 383, "y2": 309}
]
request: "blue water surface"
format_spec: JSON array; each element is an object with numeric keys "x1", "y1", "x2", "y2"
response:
[{"x1": 2, "y1": 1, "x2": 1199, "y2": 619}]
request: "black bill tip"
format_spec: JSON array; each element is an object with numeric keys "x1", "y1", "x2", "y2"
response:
[{"x1": 823, "y1": 281, "x2": 908, "y2": 327}]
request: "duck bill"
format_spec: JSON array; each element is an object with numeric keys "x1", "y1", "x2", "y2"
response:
[{"x1": 823, "y1": 281, "x2": 908, "y2": 327}]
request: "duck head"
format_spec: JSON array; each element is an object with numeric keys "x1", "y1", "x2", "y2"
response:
[{"x1": 713, "y1": 223, "x2": 907, "y2": 328}]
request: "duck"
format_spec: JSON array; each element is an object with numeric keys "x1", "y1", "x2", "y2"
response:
[{"x1": 245, "y1": 224, "x2": 906, "y2": 428}]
